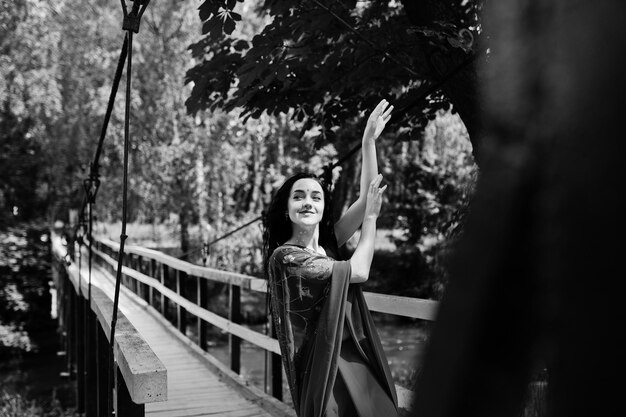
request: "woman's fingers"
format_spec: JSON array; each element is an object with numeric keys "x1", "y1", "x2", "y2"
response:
[
  {"x1": 369, "y1": 175, "x2": 385, "y2": 197},
  {"x1": 381, "y1": 104, "x2": 393, "y2": 121},
  {"x1": 370, "y1": 174, "x2": 383, "y2": 187},
  {"x1": 372, "y1": 99, "x2": 389, "y2": 119},
  {"x1": 366, "y1": 175, "x2": 386, "y2": 216},
  {"x1": 369, "y1": 101, "x2": 384, "y2": 119}
]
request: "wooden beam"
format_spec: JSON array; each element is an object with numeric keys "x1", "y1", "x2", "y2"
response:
[
  {"x1": 51, "y1": 234, "x2": 167, "y2": 405},
  {"x1": 95, "y1": 237, "x2": 440, "y2": 321},
  {"x1": 93, "y1": 246, "x2": 281, "y2": 354},
  {"x1": 364, "y1": 292, "x2": 438, "y2": 321}
]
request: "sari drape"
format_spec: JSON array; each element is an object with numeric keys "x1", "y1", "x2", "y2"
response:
[{"x1": 268, "y1": 245, "x2": 398, "y2": 417}]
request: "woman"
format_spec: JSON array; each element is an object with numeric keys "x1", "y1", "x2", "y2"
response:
[{"x1": 263, "y1": 100, "x2": 398, "y2": 417}]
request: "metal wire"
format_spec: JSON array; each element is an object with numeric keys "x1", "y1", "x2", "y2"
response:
[{"x1": 108, "y1": 27, "x2": 134, "y2": 417}]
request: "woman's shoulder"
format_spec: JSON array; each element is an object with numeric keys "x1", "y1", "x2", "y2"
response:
[
  {"x1": 270, "y1": 244, "x2": 307, "y2": 263},
  {"x1": 270, "y1": 244, "x2": 333, "y2": 266},
  {"x1": 270, "y1": 244, "x2": 334, "y2": 280}
]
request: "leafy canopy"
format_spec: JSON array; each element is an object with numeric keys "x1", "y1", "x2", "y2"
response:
[{"x1": 186, "y1": 0, "x2": 482, "y2": 147}]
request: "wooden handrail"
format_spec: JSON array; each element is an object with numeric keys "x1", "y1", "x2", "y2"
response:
[
  {"x1": 93, "y1": 245, "x2": 281, "y2": 354},
  {"x1": 98, "y1": 237, "x2": 266, "y2": 291},
  {"x1": 51, "y1": 234, "x2": 167, "y2": 409},
  {"x1": 91, "y1": 235, "x2": 438, "y2": 411},
  {"x1": 95, "y1": 236, "x2": 439, "y2": 320}
]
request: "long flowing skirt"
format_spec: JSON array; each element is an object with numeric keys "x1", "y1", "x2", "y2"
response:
[{"x1": 324, "y1": 336, "x2": 399, "y2": 417}]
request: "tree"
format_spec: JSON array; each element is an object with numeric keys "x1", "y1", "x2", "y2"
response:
[
  {"x1": 412, "y1": 0, "x2": 626, "y2": 416},
  {"x1": 1, "y1": 0, "x2": 74, "y2": 222},
  {"x1": 185, "y1": 0, "x2": 483, "y2": 158}
]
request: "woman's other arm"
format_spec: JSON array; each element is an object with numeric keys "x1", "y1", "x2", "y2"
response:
[
  {"x1": 335, "y1": 99, "x2": 393, "y2": 247},
  {"x1": 349, "y1": 174, "x2": 386, "y2": 283}
]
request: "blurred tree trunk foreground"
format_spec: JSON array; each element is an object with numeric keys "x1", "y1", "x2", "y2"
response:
[{"x1": 411, "y1": 1, "x2": 626, "y2": 417}]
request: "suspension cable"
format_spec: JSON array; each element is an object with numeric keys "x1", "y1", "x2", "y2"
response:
[
  {"x1": 76, "y1": 35, "x2": 129, "y2": 230},
  {"x1": 107, "y1": 27, "x2": 133, "y2": 417},
  {"x1": 106, "y1": 2, "x2": 150, "y2": 416},
  {"x1": 91, "y1": 35, "x2": 129, "y2": 174}
]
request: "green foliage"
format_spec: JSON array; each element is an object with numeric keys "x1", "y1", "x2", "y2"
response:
[
  {"x1": 1, "y1": 0, "x2": 479, "y2": 302},
  {"x1": 1, "y1": 0, "x2": 61, "y2": 221},
  {"x1": 383, "y1": 111, "x2": 477, "y2": 243},
  {"x1": 0, "y1": 0, "x2": 127, "y2": 222},
  {"x1": 186, "y1": 0, "x2": 483, "y2": 147}
]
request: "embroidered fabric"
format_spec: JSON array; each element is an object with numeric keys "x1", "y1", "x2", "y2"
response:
[
  {"x1": 271, "y1": 245, "x2": 333, "y2": 344},
  {"x1": 268, "y1": 244, "x2": 399, "y2": 417},
  {"x1": 268, "y1": 245, "x2": 349, "y2": 416}
]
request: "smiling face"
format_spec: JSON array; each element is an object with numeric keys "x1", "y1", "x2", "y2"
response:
[{"x1": 287, "y1": 178, "x2": 325, "y2": 229}]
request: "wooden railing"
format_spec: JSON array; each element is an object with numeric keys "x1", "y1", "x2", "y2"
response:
[
  {"x1": 51, "y1": 235, "x2": 167, "y2": 417},
  {"x1": 90, "y1": 236, "x2": 438, "y2": 412}
]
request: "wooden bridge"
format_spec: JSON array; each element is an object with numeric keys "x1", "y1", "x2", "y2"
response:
[{"x1": 51, "y1": 232, "x2": 438, "y2": 417}]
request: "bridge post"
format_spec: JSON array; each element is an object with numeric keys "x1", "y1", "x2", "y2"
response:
[
  {"x1": 197, "y1": 277, "x2": 208, "y2": 350},
  {"x1": 160, "y1": 264, "x2": 168, "y2": 319},
  {"x1": 129, "y1": 254, "x2": 138, "y2": 294},
  {"x1": 123, "y1": 253, "x2": 130, "y2": 288},
  {"x1": 140, "y1": 257, "x2": 150, "y2": 303},
  {"x1": 135, "y1": 255, "x2": 143, "y2": 299},
  {"x1": 267, "y1": 321, "x2": 283, "y2": 401},
  {"x1": 176, "y1": 270, "x2": 188, "y2": 334},
  {"x1": 85, "y1": 304, "x2": 98, "y2": 417},
  {"x1": 229, "y1": 284, "x2": 241, "y2": 374},
  {"x1": 96, "y1": 316, "x2": 109, "y2": 416},
  {"x1": 75, "y1": 289, "x2": 85, "y2": 413},
  {"x1": 149, "y1": 259, "x2": 157, "y2": 309},
  {"x1": 62, "y1": 271, "x2": 73, "y2": 378},
  {"x1": 115, "y1": 367, "x2": 145, "y2": 417},
  {"x1": 138, "y1": 256, "x2": 148, "y2": 301}
]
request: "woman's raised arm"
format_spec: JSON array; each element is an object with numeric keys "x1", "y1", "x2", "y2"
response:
[
  {"x1": 335, "y1": 99, "x2": 393, "y2": 247},
  {"x1": 349, "y1": 174, "x2": 387, "y2": 283}
]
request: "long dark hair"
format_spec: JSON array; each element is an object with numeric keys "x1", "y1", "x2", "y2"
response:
[{"x1": 262, "y1": 172, "x2": 338, "y2": 279}]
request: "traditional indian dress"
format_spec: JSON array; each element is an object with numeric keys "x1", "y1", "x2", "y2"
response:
[{"x1": 268, "y1": 244, "x2": 399, "y2": 417}]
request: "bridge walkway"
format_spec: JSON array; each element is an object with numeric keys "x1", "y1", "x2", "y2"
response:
[{"x1": 82, "y1": 259, "x2": 290, "y2": 417}]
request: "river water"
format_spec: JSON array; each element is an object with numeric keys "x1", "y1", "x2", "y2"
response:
[{"x1": 203, "y1": 317, "x2": 431, "y2": 403}]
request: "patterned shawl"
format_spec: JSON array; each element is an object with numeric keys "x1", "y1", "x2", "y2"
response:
[{"x1": 268, "y1": 245, "x2": 398, "y2": 417}]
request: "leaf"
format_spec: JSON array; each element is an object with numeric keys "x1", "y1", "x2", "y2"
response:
[
  {"x1": 233, "y1": 39, "x2": 249, "y2": 51},
  {"x1": 198, "y1": 1, "x2": 221, "y2": 21},
  {"x1": 202, "y1": 16, "x2": 220, "y2": 36},
  {"x1": 224, "y1": 17, "x2": 236, "y2": 35}
]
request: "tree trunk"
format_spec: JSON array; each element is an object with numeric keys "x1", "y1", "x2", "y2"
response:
[
  {"x1": 196, "y1": 151, "x2": 209, "y2": 243},
  {"x1": 179, "y1": 205, "x2": 189, "y2": 261},
  {"x1": 411, "y1": 1, "x2": 626, "y2": 417},
  {"x1": 249, "y1": 136, "x2": 266, "y2": 214}
]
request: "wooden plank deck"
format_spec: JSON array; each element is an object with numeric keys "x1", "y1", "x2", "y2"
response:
[{"x1": 79, "y1": 261, "x2": 293, "y2": 417}]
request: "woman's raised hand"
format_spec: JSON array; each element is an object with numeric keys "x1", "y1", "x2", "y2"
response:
[
  {"x1": 363, "y1": 99, "x2": 394, "y2": 142},
  {"x1": 364, "y1": 174, "x2": 387, "y2": 219}
]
